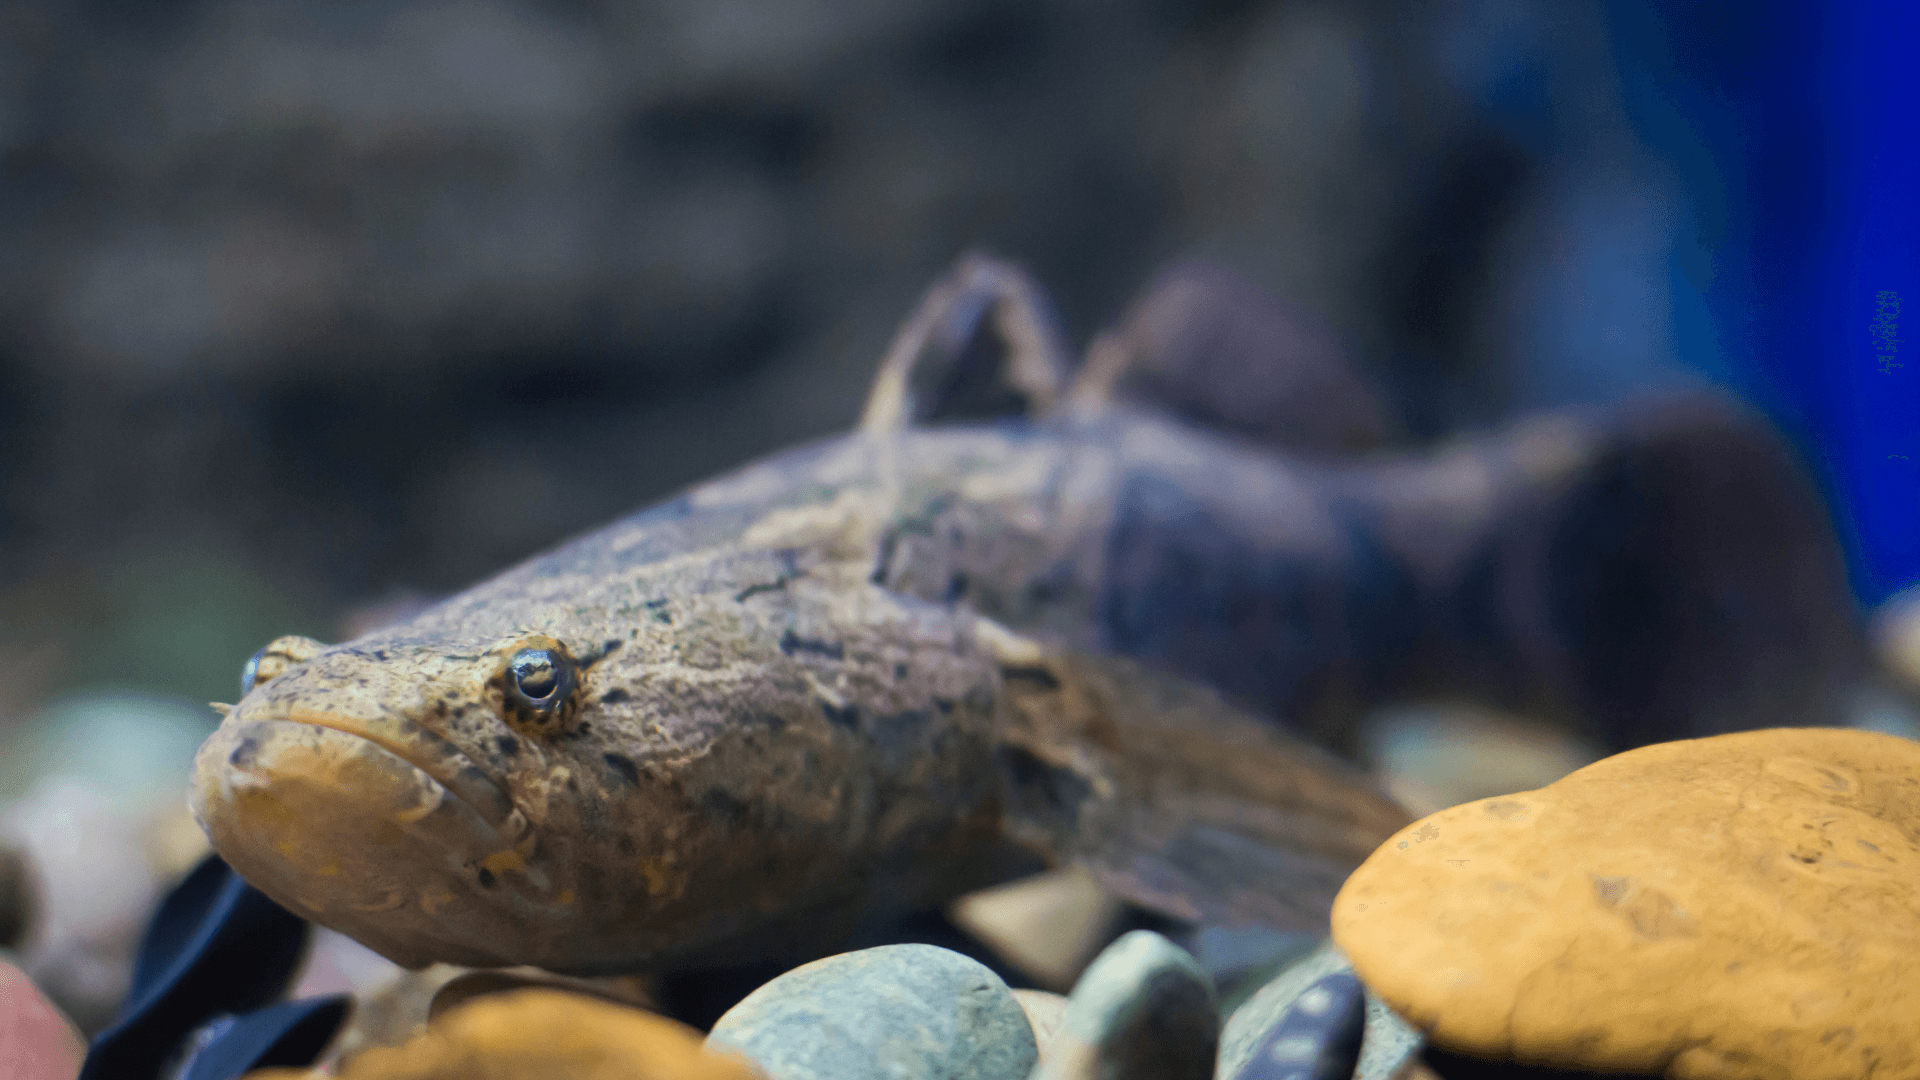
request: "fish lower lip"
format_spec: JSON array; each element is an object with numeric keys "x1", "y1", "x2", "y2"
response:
[
  {"x1": 281, "y1": 706, "x2": 520, "y2": 831},
  {"x1": 193, "y1": 718, "x2": 530, "y2": 968}
]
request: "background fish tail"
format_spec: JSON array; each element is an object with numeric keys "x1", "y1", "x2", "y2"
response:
[
  {"x1": 1096, "y1": 392, "x2": 1867, "y2": 755},
  {"x1": 1329, "y1": 393, "x2": 1869, "y2": 750}
]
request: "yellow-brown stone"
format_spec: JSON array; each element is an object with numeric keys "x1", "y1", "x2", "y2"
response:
[
  {"x1": 252, "y1": 987, "x2": 763, "y2": 1080},
  {"x1": 1332, "y1": 727, "x2": 1920, "y2": 1080}
]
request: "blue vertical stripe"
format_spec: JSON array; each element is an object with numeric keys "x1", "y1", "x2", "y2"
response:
[{"x1": 1819, "y1": 0, "x2": 1919, "y2": 602}]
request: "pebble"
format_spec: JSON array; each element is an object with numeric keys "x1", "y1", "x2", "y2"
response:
[
  {"x1": 172, "y1": 995, "x2": 349, "y2": 1080},
  {"x1": 1184, "y1": 925, "x2": 1323, "y2": 1014},
  {"x1": 706, "y1": 944, "x2": 1036, "y2": 1080},
  {"x1": 1873, "y1": 585, "x2": 1920, "y2": 692},
  {"x1": 1359, "y1": 703, "x2": 1601, "y2": 818},
  {"x1": 0, "y1": 693, "x2": 216, "y2": 814},
  {"x1": 1013, "y1": 989, "x2": 1068, "y2": 1063},
  {"x1": 0, "y1": 956, "x2": 88, "y2": 1080},
  {"x1": 1216, "y1": 940, "x2": 1365, "y2": 1080},
  {"x1": 1352, "y1": 994, "x2": 1425, "y2": 1080},
  {"x1": 2, "y1": 778, "x2": 161, "y2": 1032},
  {"x1": 80, "y1": 854, "x2": 312, "y2": 1080},
  {"x1": 1034, "y1": 930, "x2": 1217, "y2": 1080},
  {"x1": 285, "y1": 928, "x2": 406, "y2": 1003},
  {"x1": 309, "y1": 963, "x2": 475, "y2": 1073},
  {"x1": 1216, "y1": 939, "x2": 1426, "y2": 1080},
  {"x1": 1333, "y1": 727, "x2": 1920, "y2": 1080},
  {"x1": 308, "y1": 960, "x2": 653, "y2": 1075},
  {"x1": 948, "y1": 865, "x2": 1122, "y2": 990},
  {"x1": 0, "y1": 838, "x2": 30, "y2": 949},
  {"x1": 0, "y1": 691, "x2": 224, "y2": 1034},
  {"x1": 258, "y1": 988, "x2": 760, "y2": 1080}
]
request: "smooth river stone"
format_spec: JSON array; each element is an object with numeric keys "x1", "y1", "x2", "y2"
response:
[
  {"x1": 951, "y1": 866, "x2": 1123, "y2": 990},
  {"x1": 706, "y1": 944, "x2": 1036, "y2": 1080},
  {"x1": 1014, "y1": 989, "x2": 1069, "y2": 1063},
  {"x1": 1874, "y1": 585, "x2": 1920, "y2": 692},
  {"x1": 1033, "y1": 930, "x2": 1218, "y2": 1080},
  {"x1": 0, "y1": 958, "x2": 88, "y2": 1080},
  {"x1": 1332, "y1": 727, "x2": 1920, "y2": 1080}
]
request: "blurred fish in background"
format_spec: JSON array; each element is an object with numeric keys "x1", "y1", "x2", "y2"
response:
[{"x1": 0, "y1": 0, "x2": 1911, "y2": 1036}]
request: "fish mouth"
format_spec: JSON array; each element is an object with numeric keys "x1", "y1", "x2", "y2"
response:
[
  {"x1": 190, "y1": 714, "x2": 536, "y2": 969},
  {"x1": 278, "y1": 705, "x2": 523, "y2": 834}
]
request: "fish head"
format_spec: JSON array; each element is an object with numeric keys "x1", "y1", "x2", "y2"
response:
[{"x1": 191, "y1": 629, "x2": 716, "y2": 971}]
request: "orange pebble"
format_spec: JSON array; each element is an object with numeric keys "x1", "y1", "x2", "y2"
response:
[{"x1": 254, "y1": 988, "x2": 762, "y2": 1080}]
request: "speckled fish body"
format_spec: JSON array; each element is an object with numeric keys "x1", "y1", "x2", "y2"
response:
[
  {"x1": 191, "y1": 394, "x2": 1417, "y2": 973},
  {"x1": 190, "y1": 255, "x2": 1863, "y2": 975}
]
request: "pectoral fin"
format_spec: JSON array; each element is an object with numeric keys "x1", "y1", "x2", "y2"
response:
[
  {"x1": 994, "y1": 651, "x2": 1411, "y2": 931},
  {"x1": 1077, "y1": 797, "x2": 1385, "y2": 931}
]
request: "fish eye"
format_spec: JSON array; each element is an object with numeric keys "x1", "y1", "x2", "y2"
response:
[
  {"x1": 241, "y1": 635, "x2": 328, "y2": 697},
  {"x1": 507, "y1": 648, "x2": 574, "y2": 710},
  {"x1": 240, "y1": 649, "x2": 265, "y2": 699},
  {"x1": 490, "y1": 635, "x2": 583, "y2": 735}
]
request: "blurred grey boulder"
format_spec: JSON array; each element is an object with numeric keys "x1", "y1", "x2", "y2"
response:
[
  {"x1": 1359, "y1": 703, "x2": 1602, "y2": 817},
  {"x1": 1, "y1": 779, "x2": 160, "y2": 1033},
  {"x1": 0, "y1": 692, "x2": 220, "y2": 1031},
  {"x1": 1874, "y1": 585, "x2": 1920, "y2": 694}
]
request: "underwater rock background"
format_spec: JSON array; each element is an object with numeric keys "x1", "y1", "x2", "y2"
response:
[
  {"x1": 0, "y1": 3, "x2": 1911, "y2": 1071},
  {"x1": 0, "y1": 0, "x2": 1797, "y2": 714}
]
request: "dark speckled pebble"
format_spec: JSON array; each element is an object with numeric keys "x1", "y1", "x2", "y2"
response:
[
  {"x1": 1228, "y1": 967, "x2": 1362, "y2": 1080},
  {"x1": 1219, "y1": 941, "x2": 1424, "y2": 1080}
]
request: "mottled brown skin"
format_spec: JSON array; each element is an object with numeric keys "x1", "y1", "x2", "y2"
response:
[
  {"x1": 192, "y1": 255, "x2": 1864, "y2": 975},
  {"x1": 192, "y1": 399, "x2": 1425, "y2": 973}
]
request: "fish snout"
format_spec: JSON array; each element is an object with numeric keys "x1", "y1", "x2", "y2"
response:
[{"x1": 189, "y1": 710, "x2": 552, "y2": 969}]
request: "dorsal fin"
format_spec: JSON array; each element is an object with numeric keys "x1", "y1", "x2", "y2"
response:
[
  {"x1": 860, "y1": 253, "x2": 1074, "y2": 436},
  {"x1": 1068, "y1": 259, "x2": 1391, "y2": 451}
]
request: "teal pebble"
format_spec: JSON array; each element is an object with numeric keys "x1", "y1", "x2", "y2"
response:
[
  {"x1": 706, "y1": 943, "x2": 1037, "y2": 1080},
  {"x1": 1036, "y1": 929, "x2": 1218, "y2": 1080}
]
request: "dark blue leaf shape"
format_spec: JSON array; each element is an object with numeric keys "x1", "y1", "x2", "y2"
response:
[
  {"x1": 178, "y1": 996, "x2": 351, "y2": 1080},
  {"x1": 1229, "y1": 969, "x2": 1365, "y2": 1080},
  {"x1": 79, "y1": 854, "x2": 311, "y2": 1080}
]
